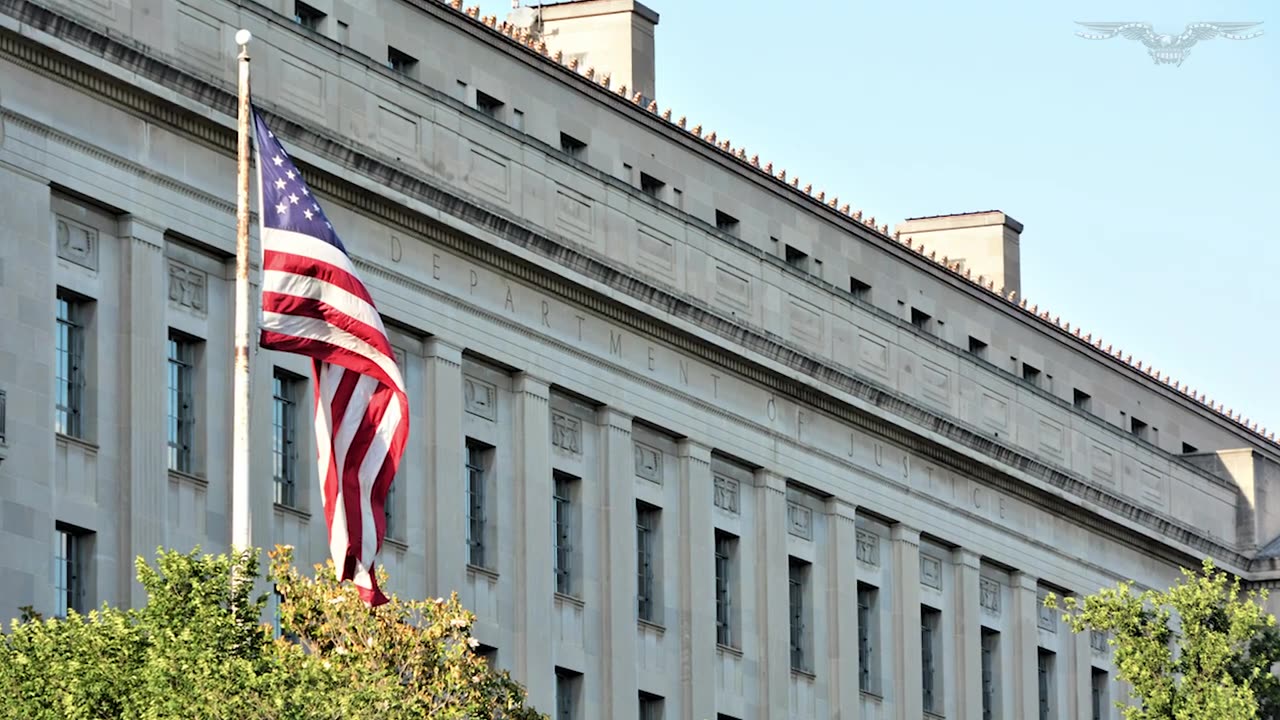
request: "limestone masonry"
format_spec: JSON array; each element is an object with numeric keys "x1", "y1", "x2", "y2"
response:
[{"x1": 0, "y1": 1, "x2": 1276, "y2": 718}]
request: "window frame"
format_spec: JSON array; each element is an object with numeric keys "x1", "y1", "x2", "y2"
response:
[
  {"x1": 55, "y1": 291, "x2": 87, "y2": 439},
  {"x1": 466, "y1": 440, "x2": 491, "y2": 568},
  {"x1": 272, "y1": 369, "x2": 301, "y2": 508},
  {"x1": 553, "y1": 473, "x2": 577, "y2": 596},
  {"x1": 167, "y1": 331, "x2": 197, "y2": 473},
  {"x1": 636, "y1": 501, "x2": 659, "y2": 622},
  {"x1": 714, "y1": 530, "x2": 737, "y2": 648}
]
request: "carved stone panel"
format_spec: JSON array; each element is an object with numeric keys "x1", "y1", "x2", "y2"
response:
[
  {"x1": 856, "y1": 529, "x2": 879, "y2": 567},
  {"x1": 920, "y1": 555, "x2": 942, "y2": 589},
  {"x1": 464, "y1": 377, "x2": 497, "y2": 420},
  {"x1": 713, "y1": 475, "x2": 739, "y2": 514},
  {"x1": 1091, "y1": 630, "x2": 1108, "y2": 653},
  {"x1": 551, "y1": 412, "x2": 581, "y2": 454},
  {"x1": 168, "y1": 260, "x2": 207, "y2": 314},
  {"x1": 634, "y1": 442, "x2": 662, "y2": 484},
  {"x1": 56, "y1": 216, "x2": 98, "y2": 271},
  {"x1": 787, "y1": 501, "x2": 813, "y2": 540},
  {"x1": 1037, "y1": 590, "x2": 1057, "y2": 632},
  {"x1": 980, "y1": 578, "x2": 1001, "y2": 615}
]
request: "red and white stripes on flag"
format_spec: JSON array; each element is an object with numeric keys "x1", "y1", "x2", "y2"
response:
[{"x1": 252, "y1": 107, "x2": 408, "y2": 606}]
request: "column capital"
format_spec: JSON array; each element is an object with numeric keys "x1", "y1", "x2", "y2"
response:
[
  {"x1": 890, "y1": 522, "x2": 920, "y2": 545},
  {"x1": 120, "y1": 214, "x2": 166, "y2": 248},
  {"x1": 752, "y1": 467, "x2": 787, "y2": 494},
  {"x1": 953, "y1": 546, "x2": 981, "y2": 569},
  {"x1": 423, "y1": 337, "x2": 462, "y2": 364},
  {"x1": 676, "y1": 437, "x2": 712, "y2": 464},
  {"x1": 824, "y1": 495, "x2": 857, "y2": 521},
  {"x1": 1011, "y1": 570, "x2": 1039, "y2": 592},
  {"x1": 512, "y1": 372, "x2": 551, "y2": 399},
  {"x1": 596, "y1": 405, "x2": 632, "y2": 432}
]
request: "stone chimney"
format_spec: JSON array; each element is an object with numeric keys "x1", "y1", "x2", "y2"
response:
[
  {"x1": 516, "y1": 0, "x2": 660, "y2": 100},
  {"x1": 894, "y1": 211, "x2": 1024, "y2": 296}
]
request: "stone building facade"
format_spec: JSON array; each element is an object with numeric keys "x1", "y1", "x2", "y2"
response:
[{"x1": 1, "y1": 1, "x2": 1278, "y2": 719}]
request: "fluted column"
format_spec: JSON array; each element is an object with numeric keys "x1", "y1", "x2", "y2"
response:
[
  {"x1": 890, "y1": 523, "x2": 922, "y2": 720},
  {"x1": 1011, "y1": 571, "x2": 1040, "y2": 720},
  {"x1": 678, "y1": 439, "x2": 715, "y2": 720},
  {"x1": 423, "y1": 339, "x2": 465, "y2": 598},
  {"x1": 826, "y1": 497, "x2": 861, "y2": 720},
  {"x1": 598, "y1": 406, "x2": 637, "y2": 720},
  {"x1": 754, "y1": 469, "x2": 790, "y2": 719},
  {"x1": 121, "y1": 215, "x2": 168, "y2": 608},
  {"x1": 512, "y1": 373, "x2": 553, "y2": 710},
  {"x1": 953, "y1": 548, "x2": 983, "y2": 720}
]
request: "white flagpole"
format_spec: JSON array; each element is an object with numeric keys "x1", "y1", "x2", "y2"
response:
[{"x1": 231, "y1": 28, "x2": 254, "y2": 556}]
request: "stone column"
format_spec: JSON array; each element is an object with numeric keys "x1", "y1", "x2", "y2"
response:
[
  {"x1": 755, "y1": 469, "x2": 790, "y2": 719},
  {"x1": 423, "y1": 339, "x2": 465, "y2": 598},
  {"x1": 826, "y1": 497, "x2": 861, "y2": 720},
  {"x1": 952, "y1": 548, "x2": 982, "y2": 720},
  {"x1": 597, "y1": 407, "x2": 637, "y2": 720},
  {"x1": 1071, "y1": 596, "x2": 1091, "y2": 720},
  {"x1": 678, "y1": 439, "x2": 716, "y2": 720},
  {"x1": 1011, "y1": 571, "x2": 1040, "y2": 720},
  {"x1": 512, "y1": 373, "x2": 553, "y2": 710},
  {"x1": 120, "y1": 215, "x2": 169, "y2": 608},
  {"x1": 890, "y1": 523, "x2": 923, "y2": 720}
]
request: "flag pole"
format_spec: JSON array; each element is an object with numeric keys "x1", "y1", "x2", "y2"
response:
[{"x1": 231, "y1": 28, "x2": 254, "y2": 557}]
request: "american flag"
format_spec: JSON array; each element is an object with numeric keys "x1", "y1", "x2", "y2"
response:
[{"x1": 252, "y1": 107, "x2": 409, "y2": 606}]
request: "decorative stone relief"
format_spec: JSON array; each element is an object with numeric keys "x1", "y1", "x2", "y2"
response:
[
  {"x1": 856, "y1": 529, "x2": 879, "y2": 566},
  {"x1": 713, "y1": 475, "x2": 739, "y2": 514},
  {"x1": 56, "y1": 216, "x2": 98, "y2": 271},
  {"x1": 1091, "y1": 630, "x2": 1108, "y2": 653},
  {"x1": 787, "y1": 501, "x2": 813, "y2": 540},
  {"x1": 980, "y1": 578, "x2": 1001, "y2": 615},
  {"x1": 633, "y1": 442, "x2": 661, "y2": 484},
  {"x1": 464, "y1": 377, "x2": 497, "y2": 420},
  {"x1": 920, "y1": 555, "x2": 942, "y2": 589},
  {"x1": 551, "y1": 412, "x2": 581, "y2": 454},
  {"x1": 1037, "y1": 591, "x2": 1057, "y2": 632},
  {"x1": 168, "y1": 260, "x2": 207, "y2": 313}
]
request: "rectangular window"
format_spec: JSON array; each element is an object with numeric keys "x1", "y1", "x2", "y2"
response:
[
  {"x1": 785, "y1": 245, "x2": 810, "y2": 272},
  {"x1": 555, "y1": 667, "x2": 581, "y2": 720},
  {"x1": 1038, "y1": 649, "x2": 1055, "y2": 720},
  {"x1": 911, "y1": 307, "x2": 933, "y2": 333},
  {"x1": 640, "y1": 172, "x2": 665, "y2": 199},
  {"x1": 921, "y1": 606, "x2": 941, "y2": 713},
  {"x1": 638, "y1": 691, "x2": 664, "y2": 720},
  {"x1": 167, "y1": 332, "x2": 197, "y2": 473},
  {"x1": 54, "y1": 523, "x2": 92, "y2": 617},
  {"x1": 387, "y1": 46, "x2": 418, "y2": 77},
  {"x1": 1130, "y1": 416, "x2": 1149, "y2": 440},
  {"x1": 293, "y1": 1, "x2": 325, "y2": 30},
  {"x1": 1023, "y1": 363, "x2": 1042, "y2": 387},
  {"x1": 55, "y1": 291, "x2": 87, "y2": 438},
  {"x1": 383, "y1": 480, "x2": 398, "y2": 541},
  {"x1": 857, "y1": 583, "x2": 877, "y2": 692},
  {"x1": 466, "y1": 440, "x2": 492, "y2": 568},
  {"x1": 560, "y1": 132, "x2": 586, "y2": 159},
  {"x1": 714, "y1": 530, "x2": 737, "y2": 647},
  {"x1": 1091, "y1": 668, "x2": 1108, "y2": 720},
  {"x1": 272, "y1": 370, "x2": 301, "y2": 507},
  {"x1": 476, "y1": 90, "x2": 504, "y2": 119},
  {"x1": 715, "y1": 210, "x2": 740, "y2": 237},
  {"x1": 789, "y1": 557, "x2": 810, "y2": 672},
  {"x1": 1074, "y1": 388, "x2": 1093, "y2": 413},
  {"x1": 0, "y1": 388, "x2": 7, "y2": 444},
  {"x1": 981, "y1": 628, "x2": 999, "y2": 720},
  {"x1": 636, "y1": 501, "x2": 660, "y2": 622},
  {"x1": 553, "y1": 474, "x2": 578, "y2": 596},
  {"x1": 850, "y1": 276, "x2": 872, "y2": 301},
  {"x1": 968, "y1": 336, "x2": 989, "y2": 360}
]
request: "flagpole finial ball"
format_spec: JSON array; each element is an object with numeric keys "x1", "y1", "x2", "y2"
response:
[{"x1": 235, "y1": 29, "x2": 252, "y2": 46}]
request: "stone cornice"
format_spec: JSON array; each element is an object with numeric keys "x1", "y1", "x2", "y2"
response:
[{"x1": 0, "y1": 1, "x2": 1267, "y2": 577}]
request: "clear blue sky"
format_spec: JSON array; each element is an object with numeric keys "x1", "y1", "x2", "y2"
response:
[{"x1": 488, "y1": 1, "x2": 1280, "y2": 433}]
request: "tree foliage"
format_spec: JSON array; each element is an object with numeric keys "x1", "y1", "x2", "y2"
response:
[
  {"x1": 0, "y1": 545, "x2": 545, "y2": 720},
  {"x1": 1046, "y1": 558, "x2": 1280, "y2": 720}
]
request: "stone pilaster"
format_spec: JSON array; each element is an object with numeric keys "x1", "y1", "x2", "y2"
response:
[
  {"x1": 754, "y1": 469, "x2": 790, "y2": 719},
  {"x1": 512, "y1": 373, "x2": 553, "y2": 710},
  {"x1": 826, "y1": 497, "x2": 861, "y2": 720},
  {"x1": 1011, "y1": 571, "x2": 1040, "y2": 720},
  {"x1": 597, "y1": 406, "x2": 637, "y2": 720},
  {"x1": 120, "y1": 215, "x2": 168, "y2": 608},
  {"x1": 423, "y1": 339, "x2": 465, "y2": 598},
  {"x1": 890, "y1": 523, "x2": 922, "y2": 720},
  {"x1": 952, "y1": 548, "x2": 983, "y2": 720},
  {"x1": 1071, "y1": 595, "x2": 1091, "y2": 720},
  {"x1": 678, "y1": 439, "x2": 715, "y2": 720}
]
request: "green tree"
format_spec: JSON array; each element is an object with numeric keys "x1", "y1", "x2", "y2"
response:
[
  {"x1": 1046, "y1": 558, "x2": 1280, "y2": 720},
  {"x1": 0, "y1": 546, "x2": 545, "y2": 720}
]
